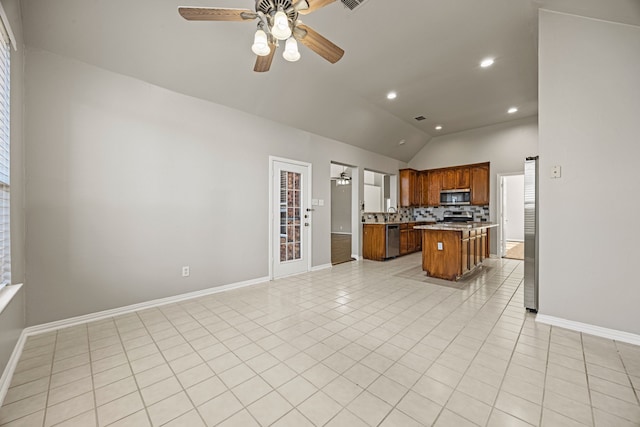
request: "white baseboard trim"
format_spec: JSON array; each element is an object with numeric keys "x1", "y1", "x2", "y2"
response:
[
  {"x1": 0, "y1": 330, "x2": 27, "y2": 406},
  {"x1": 536, "y1": 314, "x2": 640, "y2": 346},
  {"x1": 26, "y1": 276, "x2": 271, "y2": 337},
  {"x1": 311, "y1": 263, "x2": 332, "y2": 272},
  {"x1": 0, "y1": 275, "x2": 270, "y2": 405}
]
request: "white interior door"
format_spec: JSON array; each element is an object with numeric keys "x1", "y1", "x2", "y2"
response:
[{"x1": 272, "y1": 159, "x2": 311, "y2": 279}]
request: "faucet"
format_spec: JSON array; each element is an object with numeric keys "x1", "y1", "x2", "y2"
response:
[{"x1": 387, "y1": 207, "x2": 397, "y2": 213}]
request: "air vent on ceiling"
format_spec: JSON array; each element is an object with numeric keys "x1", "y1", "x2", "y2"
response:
[
  {"x1": 341, "y1": 0, "x2": 368, "y2": 11},
  {"x1": 415, "y1": 116, "x2": 427, "y2": 121}
]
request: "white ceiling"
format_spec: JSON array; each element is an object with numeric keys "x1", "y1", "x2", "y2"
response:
[{"x1": 21, "y1": 0, "x2": 640, "y2": 162}]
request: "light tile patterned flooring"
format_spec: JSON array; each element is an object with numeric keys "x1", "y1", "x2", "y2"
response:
[{"x1": 1, "y1": 253, "x2": 640, "y2": 426}]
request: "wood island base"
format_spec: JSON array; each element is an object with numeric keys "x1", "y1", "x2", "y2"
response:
[{"x1": 417, "y1": 225, "x2": 496, "y2": 281}]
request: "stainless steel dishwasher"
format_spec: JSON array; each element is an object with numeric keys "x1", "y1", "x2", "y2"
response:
[{"x1": 385, "y1": 224, "x2": 400, "y2": 258}]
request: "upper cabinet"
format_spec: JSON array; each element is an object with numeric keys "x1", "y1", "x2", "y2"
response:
[
  {"x1": 399, "y1": 169, "x2": 418, "y2": 207},
  {"x1": 470, "y1": 163, "x2": 490, "y2": 205},
  {"x1": 399, "y1": 162, "x2": 489, "y2": 208},
  {"x1": 442, "y1": 166, "x2": 470, "y2": 190},
  {"x1": 426, "y1": 170, "x2": 442, "y2": 207}
]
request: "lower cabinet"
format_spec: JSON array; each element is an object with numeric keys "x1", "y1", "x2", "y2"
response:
[
  {"x1": 362, "y1": 224, "x2": 386, "y2": 261},
  {"x1": 400, "y1": 224, "x2": 409, "y2": 256},
  {"x1": 422, "y1": 227, "x2": 492, "y2": 281},
  {"x1": 364, "y1": 222, "x2": 432, "y2": 260}
]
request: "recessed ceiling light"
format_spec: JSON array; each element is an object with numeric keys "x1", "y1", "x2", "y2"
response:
[
  {"x1": 435, "y1": 125, "x2": 443, "y2": 131},
  {"x1": 398, "y1": 139, "x2": 406, "y2": 145},
  {"x1": 508, "y1": 107, "x2": 518, "y2": 114},
  {"x1": 480, "y1": 58, "x2": 494, "y2": 68},
  {"x1": 387, "y1": 91, "x2": 397, "y2": 100}
]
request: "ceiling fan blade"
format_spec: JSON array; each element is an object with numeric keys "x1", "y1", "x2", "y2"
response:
[
  {"x1": 296, "y1": 24, "x2": 344, "y2": 64},
  {"x1": 297, "y1": 0, "x2": 336, "y2": 15},
  {"x1": 254, "y1": 43, "x2": 276, "y2": 72},
  {"x1": 178, "y1": 7, "x2": 257, "y2": 21}
]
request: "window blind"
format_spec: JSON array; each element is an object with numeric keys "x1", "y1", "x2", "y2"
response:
[{"x1": 0, "y1": 30, "x2": 10, "y2": 287}]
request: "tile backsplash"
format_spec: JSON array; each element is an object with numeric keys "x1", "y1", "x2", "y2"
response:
[{"x1": 362, "y1": 206, "x2": 490, "y2": 223}]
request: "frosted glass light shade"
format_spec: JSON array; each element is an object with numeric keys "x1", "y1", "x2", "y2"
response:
[
  {"x1": 283, "y1": 37, "x2": 300, "y2": 62},
  {"x1": 271, "y1": 10, "x2": 292, "y2": 40},
  {"x1": 251, "y1": 29, "x2": 270, "y2": 56}
]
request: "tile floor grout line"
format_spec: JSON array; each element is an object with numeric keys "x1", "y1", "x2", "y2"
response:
[
  {"x1": 580, "y1": 332, "x2": 597, "y2": 427},
  {"x1": 614, "y1": 340, "x2": 640, "y2": 407},
  {"x1": 108, "y1": 315, "x2": 155, "y2": 427},
  {"x1": 537, "y1": 319, "x2": 553, "y2": 427},
  {"x1": 373, "y1": 262, "x2": 526, "y2": 426},
  {"x1": 5, "y1": 257, "x2": 638, "y2": 427},
  {"x1": 428, "y1": 273, "x2": 529, "y2": 427},
  {"x1": 131, "y1": 308, "x2": 214, "y2": 426}
]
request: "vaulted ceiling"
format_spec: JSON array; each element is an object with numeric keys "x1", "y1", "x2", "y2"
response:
[{"x1": 21, "y1": 0, "x2": 640, "y2": 162}]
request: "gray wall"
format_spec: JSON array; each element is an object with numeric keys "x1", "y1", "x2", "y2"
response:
[
  {"x1": 0, "y1": 0, "x2": 25, "y2": 374},
  {"x1": 538, "y1": 10, "x2": 640, "y2": 334},
  {"x1": 504, "y1": 175, "x2": 524, "y2": 242},
  {"x1": 331, "y1": 181, "x2": 351, "y2": 234},
  {"x1": 24, "y1": 49, "x2": 406, "y2": 325},
  {"x1": 409, "y1": 117, "x2": 539, "y2": 253}
]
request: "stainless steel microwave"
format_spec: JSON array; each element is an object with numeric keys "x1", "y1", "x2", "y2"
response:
[{"x1": 440, "y1": 189, "x2": 471, "y2": 205}]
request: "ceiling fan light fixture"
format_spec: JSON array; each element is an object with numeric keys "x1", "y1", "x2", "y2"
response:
[
  {"x1": 251, "y1": 29, "x2": 271, "y2": 56},
  {"x1": 283, "y1": 37, "x2": 301, "y2": 62},
  {"x1": 271, "y1": 9, "x2": 292, "y2": 40}
]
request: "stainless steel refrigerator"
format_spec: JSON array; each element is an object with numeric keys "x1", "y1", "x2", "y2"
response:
[{"x1": 524, "y1": 156, "x2": 539, "y2": 312}]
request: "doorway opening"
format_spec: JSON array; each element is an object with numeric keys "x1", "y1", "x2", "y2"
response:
[
  {"x1": 330, "y1": 162, "x2": 356, "y2": 265},
  {"x1": 498, "y1": 174, "x2": 525, "y2": 260}
]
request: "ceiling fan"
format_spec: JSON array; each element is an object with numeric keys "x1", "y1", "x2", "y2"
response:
[
  {"x1": 178, "y1": 0, "x2": 345, "y2": 72},
  {"x1": 332, "y1": 167, "x2": 351, "y2": 185}
]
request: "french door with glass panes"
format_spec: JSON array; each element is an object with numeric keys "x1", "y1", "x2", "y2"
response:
[{"x1": 271, "y1": 158, "x2": 311, "y2": 278}]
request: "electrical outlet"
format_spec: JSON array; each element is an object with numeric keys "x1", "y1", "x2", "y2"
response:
[
  {"x1": 182, "y1": 266, "x2": 190, "y2": 277},
  {"x1": 437, "y1": 242, "x2": 443, "y2": 251}
]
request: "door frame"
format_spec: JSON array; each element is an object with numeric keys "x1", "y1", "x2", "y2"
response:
[
  {"x1": 329, "y1": 161, "x2": 358, "y2": 262},
  {"x1": 268, "y1": 156, "x2": 313, "y2": 280},
  {"x1": 496, "y1": 172, "x2": 524, "y2": 258}
]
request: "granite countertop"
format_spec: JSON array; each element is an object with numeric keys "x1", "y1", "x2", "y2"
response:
[
  {"x1": 414, "y1": 222, "x2": 499, "y2": 230},
  {"x1": 365, "y1": 221, "x2": 436, "y2": 225}
]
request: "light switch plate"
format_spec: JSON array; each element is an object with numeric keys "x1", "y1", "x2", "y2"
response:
[
  {"x1": 318, "y1": 199, "x2": 324, "y2": 206},
  {"x1": 312, "y1": 199, "x2": 319, "y2": 206},
  {"x1": 437, "y1": 242, "x2": 443, "y2": 251},
  {"x1": 551, "y1": 165, "x2": 562, "y2": 179}
]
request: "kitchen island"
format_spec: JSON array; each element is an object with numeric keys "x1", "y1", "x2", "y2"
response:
[{"x1": 414, "y1": 223, "x2": 499, "y2": 281}]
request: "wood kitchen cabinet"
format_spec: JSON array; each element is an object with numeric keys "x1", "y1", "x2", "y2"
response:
[
  {"x1": 407, "y1": 223, "x2": 417, "y2": 253},
  {"x1": 471, "y1": 164, "x2": 490, "y2": 205},
  {"x1": 426, "y1": 170, "x2": 442, "y2": 206},
  {"x1": 418, "y1": 171, "x2": 429, "y2": 206},
  {"x1": 399, "y1": 162, "x2": 487, "y2": 208},
  {"x1": 399, "y1": 169, "x2": 419, "y2": 207},
  {"x1": 442, "y1": 169, "x2": 457, "y2": 191},
  {"x1": 442, "y1": 167, "x2": 470, "y2": 190},
  {"x1": 461, "y1": 231, "x2": 470, "y2": 274},
  {"x1": 363, "y1": 224, "x2": 386, "y2": 261},
  {"x1": 421, "y1": 225, "x2": 496, "y2": 280},
  {"x1": 422, "y1": 230, "x2": 462, "y2": 281},
  {"x1": 457, "y1": 167, "x2": 470, "y2": 189},
  {"x1": 399, "y1": 224, "x2": 409, "y2": 255}
]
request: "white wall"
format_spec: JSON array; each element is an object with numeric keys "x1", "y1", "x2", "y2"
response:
[
  {"x1": 24, "y1": 49, "x2": 406, "y2": 325},
  {"x1": 539, "y1": 10, "x2": 640, "y2": 334},
  {"x1": 409, "y1": 117, "x2": 539, "y2": 253},
  {"x1": 504, "y1": 175, "x2": 524, "y2": 241}
]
